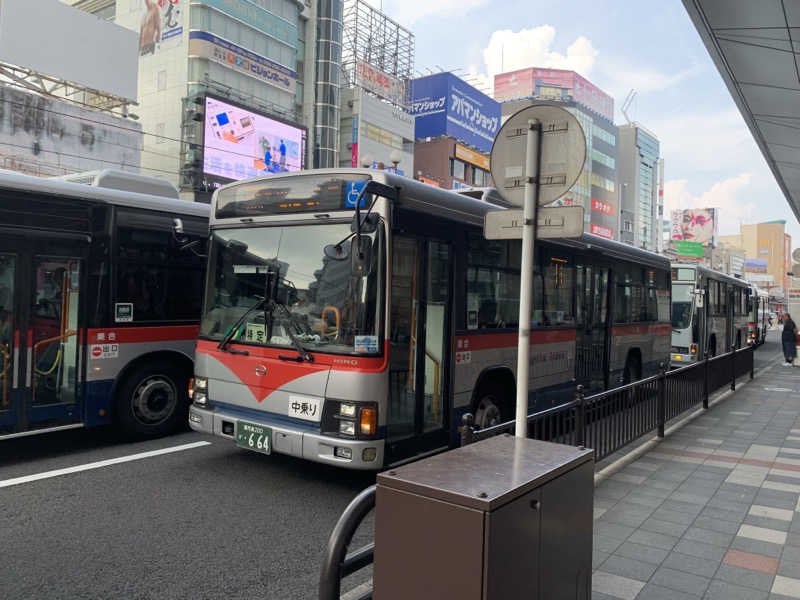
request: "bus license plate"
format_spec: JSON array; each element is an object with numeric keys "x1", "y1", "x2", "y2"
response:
[{"x1": 235, "y1": 421, "x2": 271, "y2": 455}]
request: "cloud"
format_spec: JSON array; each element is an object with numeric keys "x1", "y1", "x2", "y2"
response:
[
  {"x1": 362, "y1": 0, "x2": 488, "y2": 27},
  {"x1": 466, "y1": 26, "x2": 599, "y2": 97},
  {"x1": 648, "y1": 108, "x2": 758, "y2": 177},
  {"x1": 664, "y1": 173, "x2": 756, "y2": 235}
]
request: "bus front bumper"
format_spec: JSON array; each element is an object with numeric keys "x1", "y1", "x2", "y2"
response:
[
  {"x1": 671, "y1": 353, "x2": 698, "y2": 367},
  {"x1": 188, "y1": 404, "x2": 384, "y2": 470}
]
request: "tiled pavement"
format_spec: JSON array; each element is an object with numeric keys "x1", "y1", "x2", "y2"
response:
[{"x1": 592, "y1": 358, "x2": 800, "y2": 600}]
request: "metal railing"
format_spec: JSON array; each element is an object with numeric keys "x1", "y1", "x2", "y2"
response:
[
  {"x1": 319, "y1": 486, "x2": 375, "y2": 600},
  {"x1": 461, "y1": 345, "x2": 755, "y2": 461},
  {"x1": 319, "y1": 345, "x2": 756, "y2": 599}
]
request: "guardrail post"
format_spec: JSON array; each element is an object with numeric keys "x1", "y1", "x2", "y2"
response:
[
  {"x1": 460, "y1": 412, "x2": 474, "y2": 447},
  {"x1": 703, "y1": 351, "x2": 709, "y2": 410},
  {"x1": 657, "y1": 362, "x2": 666, "y2": 438},
  {"x1": 730, "y1": 348, "x2": 736, "y2": 392},
  {"x1": 574, "y1": 384, "x2": 585, "y2": 447}
]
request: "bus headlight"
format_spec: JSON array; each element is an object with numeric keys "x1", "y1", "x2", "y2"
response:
[
  {"x1": 195, "y1": 377, "x2": 208, "y2": 391},
  {"x1": 339, "y1": 403, "x2": 357, "y2": 418},
  {"x1": 194, "y1": 391, "x2": 208, "y2": 407},
  {"x1": 339, "y1": 420, "x2": 356, "y2": 436}
]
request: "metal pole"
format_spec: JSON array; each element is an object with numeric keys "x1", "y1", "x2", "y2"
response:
[
  {"x1": 515, "y1": 119, "x2": 540, "y2": 439},
  {"x1": 703, "y1": 351, "x2": 709, "y2": 410},
  {"x1": 657, "y1": 362, "x2": 666, "y2": 438},
  {"x1": 575, "y1": 384, "x2": 586, "y2": 447}
]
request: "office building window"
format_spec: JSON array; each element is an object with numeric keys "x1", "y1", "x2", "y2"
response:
[{"x1": 450, "y1": 158, "x2": 466, "y2": 180}]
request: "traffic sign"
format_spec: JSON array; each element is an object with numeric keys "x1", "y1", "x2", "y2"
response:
[
  {"x1": 489, "y1": 104, "x2": 586, "y2": 207},
  {"x1": 484, "y1": 206, "x2": 585, "y2": 240}
]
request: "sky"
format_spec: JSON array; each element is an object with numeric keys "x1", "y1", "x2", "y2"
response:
[{"x1": 364, "y1": 0, "x2": 800, "y2": 245}]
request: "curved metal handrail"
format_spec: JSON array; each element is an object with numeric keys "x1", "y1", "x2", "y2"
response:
[
  {"x1": 0, "y1": 343, "x2": 9, "y2": 409},
  {"x1": 33, "y1": 330, "x2": 76, "y2": 375},
  {"x1": 319, "y1": 485, "x2": 376, "y2": 600}
]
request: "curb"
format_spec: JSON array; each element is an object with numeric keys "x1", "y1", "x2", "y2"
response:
[{"x1": 593, "y1": 352, "x2": 783, "y2": 486}]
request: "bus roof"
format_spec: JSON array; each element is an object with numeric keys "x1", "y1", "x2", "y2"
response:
[
  {"x1": 53, "y1": 169, "x2": 181, "y2": 199},
  {"x1": 0, "y1": 168, "x2": 208, "y2": 218},
  {"x1": 211, "y1": 169, "x2": 670, "y2": 269},
  {"x1": 670, "y1": 262, "x2": 750, "y2": 288}
]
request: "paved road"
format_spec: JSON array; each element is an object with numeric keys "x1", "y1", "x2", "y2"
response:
[
  {"x1": 0, "y1": 331, "x2": 782, "y2": 600},
  {"x1": 0, "y1": 429, "x2": 376, "y2": 600}
]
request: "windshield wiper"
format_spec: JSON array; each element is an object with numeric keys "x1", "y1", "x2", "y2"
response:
[
  {"x1": 270, "y1": 299, "x2": 314, "y2": 362},
  {"x1": 216, "y1": 298, "x2": 267, "y2": 354}
]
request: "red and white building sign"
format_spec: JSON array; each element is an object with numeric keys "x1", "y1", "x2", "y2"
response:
[
  {"x1": 355, "y1": 59, "x2": 405, "y2": 106},
  {"x1": 590, "y1": 223, "x2": 613, "y2": 239},
  {"x1": 591, "y1": 198, "x2": 613, "y2": 215}
]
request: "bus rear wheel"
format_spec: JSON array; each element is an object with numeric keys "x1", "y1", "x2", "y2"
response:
[
  {"x1": 474, "y1": 388, "x2": 505, "y2": 430},
  {"x1": 115, "y1": 361, "x2": 189, "y2": 439}
]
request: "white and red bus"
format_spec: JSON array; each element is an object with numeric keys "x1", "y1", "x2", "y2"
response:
[
  {"x1": 0, "y1": 170, "x2": 208, "y2": 440},
  {"x1": 189, "y1": 169, "x2": 671, "y2": 468}
]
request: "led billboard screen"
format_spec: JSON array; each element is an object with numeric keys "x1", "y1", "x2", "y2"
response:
[
  {"x1": 203, "y1": 95, "x2": 306, "y2": 183},
  {"x1": 670, "y1": 208, "x2": 718, "y2": 247}
]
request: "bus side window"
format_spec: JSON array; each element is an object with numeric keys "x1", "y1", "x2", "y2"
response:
[{"x1": 543, "y1": 256, "x2": 575, "y2": 326}]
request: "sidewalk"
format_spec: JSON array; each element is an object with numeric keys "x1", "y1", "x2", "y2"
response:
[{"x1": 592, "y1": 356, "x2": 800, "y2": 600}]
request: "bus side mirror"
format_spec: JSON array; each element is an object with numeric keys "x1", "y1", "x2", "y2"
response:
[
  {"x1": 172, "y1": 217, "x2": 188, "y2": 243},
  {"x1": 351, "y1": 235, "x2": 373, "y2": 276},
  {"x1": 695, "y1": 288, "x2": 704, "y2": 308}
]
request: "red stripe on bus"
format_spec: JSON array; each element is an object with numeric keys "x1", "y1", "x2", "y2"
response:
[
  {"x1": 611, "y1": 323, "x2": 671, "y2": 336},
  {"x1": 87, "y1": 325, "x2": 199, "y2": 344},
  {"x1": 456, "y1": 329, "x2": 576, "y2": 350},
  {"x1": 26, "y1": 330, "x2": 32, "y2": 347},
  {"x1": 13, "y1": 330, "x2": 19, "y2": 346},
  {"x1": 196, "y1": 339, "x2": 390, "y2": 372}
]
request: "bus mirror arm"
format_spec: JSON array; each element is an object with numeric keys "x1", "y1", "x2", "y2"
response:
[{"x1": 172, "y1": 218, "x2": 188, "y2": 244}]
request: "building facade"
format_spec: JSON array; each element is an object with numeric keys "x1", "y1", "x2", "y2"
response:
[
  {"x1": 413, "y1": 136, "x2": 491, "y2": 189},
  {"x1": 719, "y1": 220, "x2": 792, "y2": 296},
  {"x1": 71, "y1": 0, "x2": 335, "y2": 201},
  {"x1": 339, "y1": 87, "x2": 414, "y2": 172},
  {"x1": 409, "y1": 72, "x2": 498, "y2": 190},
  {"x1": 618, "y1": 124, "x2": 662, "y2": 251},
  {"x1": 501, "y1": 96, "x2": 618, "y2": 240}
]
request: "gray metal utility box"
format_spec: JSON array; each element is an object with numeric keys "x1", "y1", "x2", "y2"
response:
[{"x1": 373, "y1": 435, "x2": 594, "y2": 600}]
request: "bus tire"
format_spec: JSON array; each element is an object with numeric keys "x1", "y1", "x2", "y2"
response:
[
  {"x1": 708, "y1": 337, "x2": 717, "y2": 358},
  {"x1": 114, "y1": 361, "x2": 189, "y2": 439},
  {"x1": 622, "y1": 353, "x2": 641, "y2": 385},
  {"x1": 473, "y1": 382, "x2": 509, "y2": 430}
]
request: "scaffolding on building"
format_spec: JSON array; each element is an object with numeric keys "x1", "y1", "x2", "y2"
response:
[
  {"x1": 341, "y1": 0, "x2": 414, "y2": 107},
  {"x1": 0, "y1": 59, "x2": 137, "y2": 119}
]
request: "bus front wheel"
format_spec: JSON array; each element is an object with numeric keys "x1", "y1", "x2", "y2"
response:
[
  {"x1": 474, "y1": 387, "x2": 505, "y2": 430},
  {"x1": 115, "y1": 361, "x2": 189, "y2": 439}
]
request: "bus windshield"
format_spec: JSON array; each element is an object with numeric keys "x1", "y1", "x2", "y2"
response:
[
  {"x1": 200, "y1": 223, "x2": 382, "y2": 355},
  {"x1": 672, "y1": 283, "x2": 693, "y2": 329}
]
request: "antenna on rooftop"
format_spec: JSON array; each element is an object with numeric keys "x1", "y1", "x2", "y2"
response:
[{"x1": 621, "y1": 89, "x2": 637, "y2": 125}]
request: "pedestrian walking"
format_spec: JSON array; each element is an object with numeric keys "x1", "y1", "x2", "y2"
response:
[{"x1": 782, "y1": 313, "x2": 798, "y2": 366}]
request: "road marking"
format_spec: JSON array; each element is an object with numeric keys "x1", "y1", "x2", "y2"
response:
[{"x1": 0, "y1": 441, "x2": 211, "y2": 488}]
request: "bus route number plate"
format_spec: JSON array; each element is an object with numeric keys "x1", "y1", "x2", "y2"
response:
[{"x1": 235, "y1": 421, "x2": 271, "y2": 455}]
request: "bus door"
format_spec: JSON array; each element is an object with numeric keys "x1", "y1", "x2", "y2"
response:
[
  {"x1": 575, "y1": 263, "x2": 610, "y2": 392},
  {"x1": 0, "y1": 236, "x2": 86, "y2": 436},
  {"x1": 386, "y1": 235, "x2": 452, "y2": 463}
]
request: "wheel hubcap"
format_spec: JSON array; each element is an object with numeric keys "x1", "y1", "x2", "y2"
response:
[
  {"x1": 475, "y1": 397, "x2": 501, "y2": 429},
  {"x1": 131, "y1": 376, "x2": 176, "y2": 426}
]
